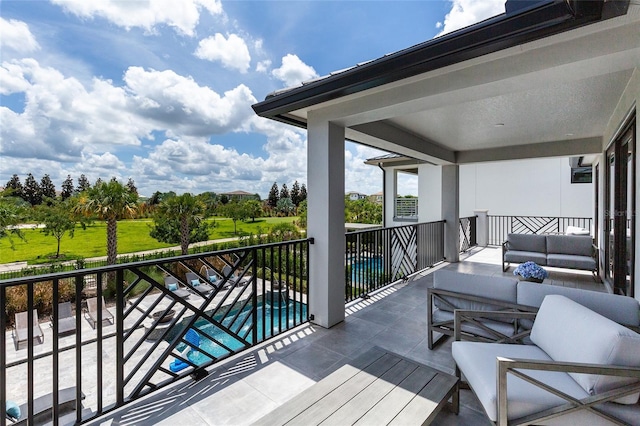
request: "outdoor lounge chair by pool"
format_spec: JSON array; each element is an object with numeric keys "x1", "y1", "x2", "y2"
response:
[
  {"x1": 222, "y1": 265, "x2": 250, "y2": 286},
  {"x1": 84, "y1": 296, "x2": 114, "y2": 329},
  {"x1": 5, "y1": 386, "x2": 85, "y2": 425},
  {"x1": 50, "y1": 301, "x2": 76, "y2": 336},
  {"x1": 12, "y1": 310, "x2": 44, "y2": 351},
  {"x1": 164, "y1": 276, "x2": 191, "y2": 298},
  {"x1": 185, "y1": 272, "x2": 214, "y2": 294}
]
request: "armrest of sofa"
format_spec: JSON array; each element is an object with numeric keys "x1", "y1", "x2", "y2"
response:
[
  {"x1": 453, "y1": 309, "x2": 537, "y2": 344},
  {"x1": 496, "y1": 357, "x2": 640, "y2": 426}
]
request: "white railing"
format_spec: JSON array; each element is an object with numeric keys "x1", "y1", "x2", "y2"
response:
[{"x1": 394, "y1": 198, "x2": 418, "y2": 219}]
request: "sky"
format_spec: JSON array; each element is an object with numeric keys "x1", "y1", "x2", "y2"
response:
[{"x1": 1, "y1": 0, "x2": 505, "y2": 198}]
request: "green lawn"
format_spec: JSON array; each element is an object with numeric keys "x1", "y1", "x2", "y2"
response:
[{"x1": 0, "y1": 217, "x2": 298, "y2": 264}]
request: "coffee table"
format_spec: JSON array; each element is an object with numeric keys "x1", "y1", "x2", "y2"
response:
[{"x1": 252, "y1": 346, "x2": 458, "y2": 425}]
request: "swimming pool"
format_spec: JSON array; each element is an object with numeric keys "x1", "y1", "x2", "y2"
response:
[
  {"x1": 167, "y1": 295, "x2": 307, "y2": 364},
  {"x1": 350, "y1": 256, "x2": 383, "y2": 283}
]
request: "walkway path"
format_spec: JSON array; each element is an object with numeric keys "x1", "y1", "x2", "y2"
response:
[{"x1": 0, "y1": 236, "x2": 248, "y2": 273}]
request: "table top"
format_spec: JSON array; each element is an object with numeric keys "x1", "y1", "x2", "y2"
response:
[{"x1": 252, "y1": 346, "x2": 458, "y2": 426}]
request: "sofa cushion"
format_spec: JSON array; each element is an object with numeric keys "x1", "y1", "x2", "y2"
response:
[
  {"x1": 517, "y1": 281, "x2": 640, "y2": 327},
  {"x1": 546, "y1": 234, "x2": 593, "y2": 257},
  {"x1": 546, "y1": 254, "x2": 596, "y2": 271},
  {"x1": 504, "y1": 250, "x2": 547, "y2": 266},
  {"x1": 433, "y1": 270, "x2": 518, "y2": 314},
  {"x1": 452, "y1": 341, "x2": 588, "y2": 422},
  {"x1": 507, "y1": 234, "x2": 546, "y2": 253},
  {"x1": 531, "y1": 295, "x2": 640, "y2": 404}
]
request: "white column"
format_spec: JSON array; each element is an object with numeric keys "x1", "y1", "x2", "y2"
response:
[
  {"x1": 307, "y1": 115, "x2": 345, "y2": 328},
  {"x1": 474, "y1": 209, "x2": 489, "y2": 247},
  {"x1": 442, "y1": 165, "x2": 460, "y2": 262},
  {"x1": 384, "y1": 168, "x2": 397, "y2": 226},
  {"x1": 418, "y1": 163, "x2": 443, "y2": 222}
]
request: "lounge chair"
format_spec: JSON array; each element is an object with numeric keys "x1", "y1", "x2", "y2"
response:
[
  {"x1": 202, "y1": 267, "x2": 231, "y2": 290},
  {"x1": 164, "y1": 276, "x2": 191, "y2": 298},
  {"x1": 84, "y1": 296, "x2": 114, "y2": 329},
  {"x1": 185, "y1": 272, "x2": 214, "y2": 294},
  {"x1": 6, "y1": 387, "x2": 85, "y2": 425},
  {"x1": 50, "y1": 302, "x2": 76, "y2": 336},
  {"x1": 12, "y1": 310, "x2": 44, "y2": 351},
  {"x1": 222, "y1": 265, "x2": 250, "y2": 286}
]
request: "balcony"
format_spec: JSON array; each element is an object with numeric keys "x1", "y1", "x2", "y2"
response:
[
  {"x1": 394, "y1": 197, "x2": 418, "y2": 221},
  {"x1": 2, "y1": 225, "x2": 609, "y2": 424},
  {"x1": 75, "y1": 246, "x2": 603, "y2": 424}
]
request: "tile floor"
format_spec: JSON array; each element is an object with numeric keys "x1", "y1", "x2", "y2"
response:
[{"x1": 82, "y1": 246, "x2": 606, "y2": 425}]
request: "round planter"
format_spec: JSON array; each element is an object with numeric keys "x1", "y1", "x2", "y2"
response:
[{"x1": 152, "y1": 309, "x2": 175, "y2": 323}]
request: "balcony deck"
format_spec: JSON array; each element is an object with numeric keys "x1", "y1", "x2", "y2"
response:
[
  {"x1": 6, "y1": 247, "x2": 604, "y2": 425},
  {"x1": 78, "y1": 246, "x2": 603, "y2": 425}
]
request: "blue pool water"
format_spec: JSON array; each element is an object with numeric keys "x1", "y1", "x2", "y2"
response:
[
  {"x1": 350, "y1": 256, "x2": 383, "y2": 283},
  {"x1": 168, "y1": 296, "x2": 307, "y2": 364}
]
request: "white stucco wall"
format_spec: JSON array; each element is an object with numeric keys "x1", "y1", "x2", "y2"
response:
[{"x1": 458, "y1": 157, "x2": 593, "y2": 218}]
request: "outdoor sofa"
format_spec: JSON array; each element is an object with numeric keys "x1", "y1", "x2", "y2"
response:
[
  {"x1": 502, "y1": 233, "x2": 598, "y2": 279},
  {"x1": 427, "y1": 270, "x2": 640, "y2": 349},
  {"x1": 452, "y1": 295, "x2": 640, "y2": 425}
]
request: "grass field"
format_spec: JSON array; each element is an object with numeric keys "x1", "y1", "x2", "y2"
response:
[{"x1": 0, "y1": 217, "x2": 298, "y2": 264}]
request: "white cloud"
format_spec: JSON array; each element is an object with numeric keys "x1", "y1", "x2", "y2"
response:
[
  {"x1": 0, "y1": 17, "x2": 40, "y2": 53},
  {"x1": 255, "y1": 60, "x2": 271, "y2": 73},
  {"x1": 272, "y1": 54, "x2": 318, "y2": 87},
  {"x1": 0, "y1": 60, "x2": 258, "y2": 164},
  {"x1": 0, "y1": 59, "x2": 149, "y2": 161},
  {"x1": 344, "y1": 144, "x2": 387, "y2": 195},
  {"x1": 123, "y1": 66, "x2": 257, "y2": 136},
  {"x1": 195, "y1": 33, "x2": 251, "y2": 73},
  {"x1": 51, "y1": 0, "x2": 223, "y2": 37},
  {"x1": 436, "y1": 0, "x2": 504, "y2": 37}
]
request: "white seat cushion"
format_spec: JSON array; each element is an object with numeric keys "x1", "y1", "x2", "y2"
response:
[
  {"x1": 531, "y1": 295, "x2": 640, "y2": 404},
  {"x1": 452, "y1": 341, "x2": 588, "y2": 422}
]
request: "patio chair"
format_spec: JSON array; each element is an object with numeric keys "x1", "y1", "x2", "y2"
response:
[
  {"x1": 84, "y1": 296, "x2": 114, "y2": 329},
  {"x1": 201, "y1": 267, "x2": 231, "y2": 290},
  {"x1": 452, "y1": 295, "x2": 640, "y2": 425},
  {"x1": 164, "y1": 276, "x2": 191, "y2": 298},
  {"x1": 50, "y1": 301, "x2": 76, "y2": 336},
  {"x1": 185, "y1": 272, "x2": 214, "y2": 294},
  {"x1": 12, "y1": 310, "x2": 44, "y2": 350},
  {"x1": 222, "y1": 265, "x2": 250, "y2": 286}
]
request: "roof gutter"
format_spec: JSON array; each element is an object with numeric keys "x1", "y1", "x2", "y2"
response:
[{"x1": 253, "y1": 0, "x2": 628, "y2": 124}]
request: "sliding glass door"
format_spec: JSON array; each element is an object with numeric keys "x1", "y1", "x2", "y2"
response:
[{"x1": 605, "y1": 116, "x2": 635, "y2": 296}]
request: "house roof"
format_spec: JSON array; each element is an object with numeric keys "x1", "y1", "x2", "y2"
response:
[
  {"x1": 221, "y1": 190, "x2": 254, "y2": 196},
  {"x1": 253, "y1": 1, "x2": 624, "y2": 123},
  {"x1": 252, "y1": 0, "x2": 638, "y2": 166}
]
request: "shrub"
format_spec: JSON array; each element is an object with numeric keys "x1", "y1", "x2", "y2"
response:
[{"x1": 5, "y1": 279, "x2": 76, "y2": 326}]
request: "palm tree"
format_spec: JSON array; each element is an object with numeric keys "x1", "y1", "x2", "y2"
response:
[
  {"x1": 76, "y1": 179, "x2": 138, "y2": 265},
  {"x1": 155, "y1": 193, "x2": 206, "y2": 255}
]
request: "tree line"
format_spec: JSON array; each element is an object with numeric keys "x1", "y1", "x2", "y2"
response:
[{"x1": 1, "y1": 175, "x2": 308, "y2": 266}]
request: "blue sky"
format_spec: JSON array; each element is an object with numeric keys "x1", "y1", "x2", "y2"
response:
[{"x1": 1, "y1": 0, "x2": 504, "y2": 197}]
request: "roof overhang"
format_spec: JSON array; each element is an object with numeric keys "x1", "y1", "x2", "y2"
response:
[{"x1": 253, "y1": 0, "x2": 638, "y2": 165}]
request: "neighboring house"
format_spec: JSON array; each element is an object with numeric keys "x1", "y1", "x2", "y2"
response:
[
  {"x1": 221, "y1": 190, "x2": 258, "y2": 202},
  {"x1": 346, "y1": 191, "x2": 367, "y2": 201},
  {"x1": 253, "y1": 0, "x2": 640, "y2": 327},
  {"x1": 369, "y1": 192, "x2": 383, "y2": 204}
]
